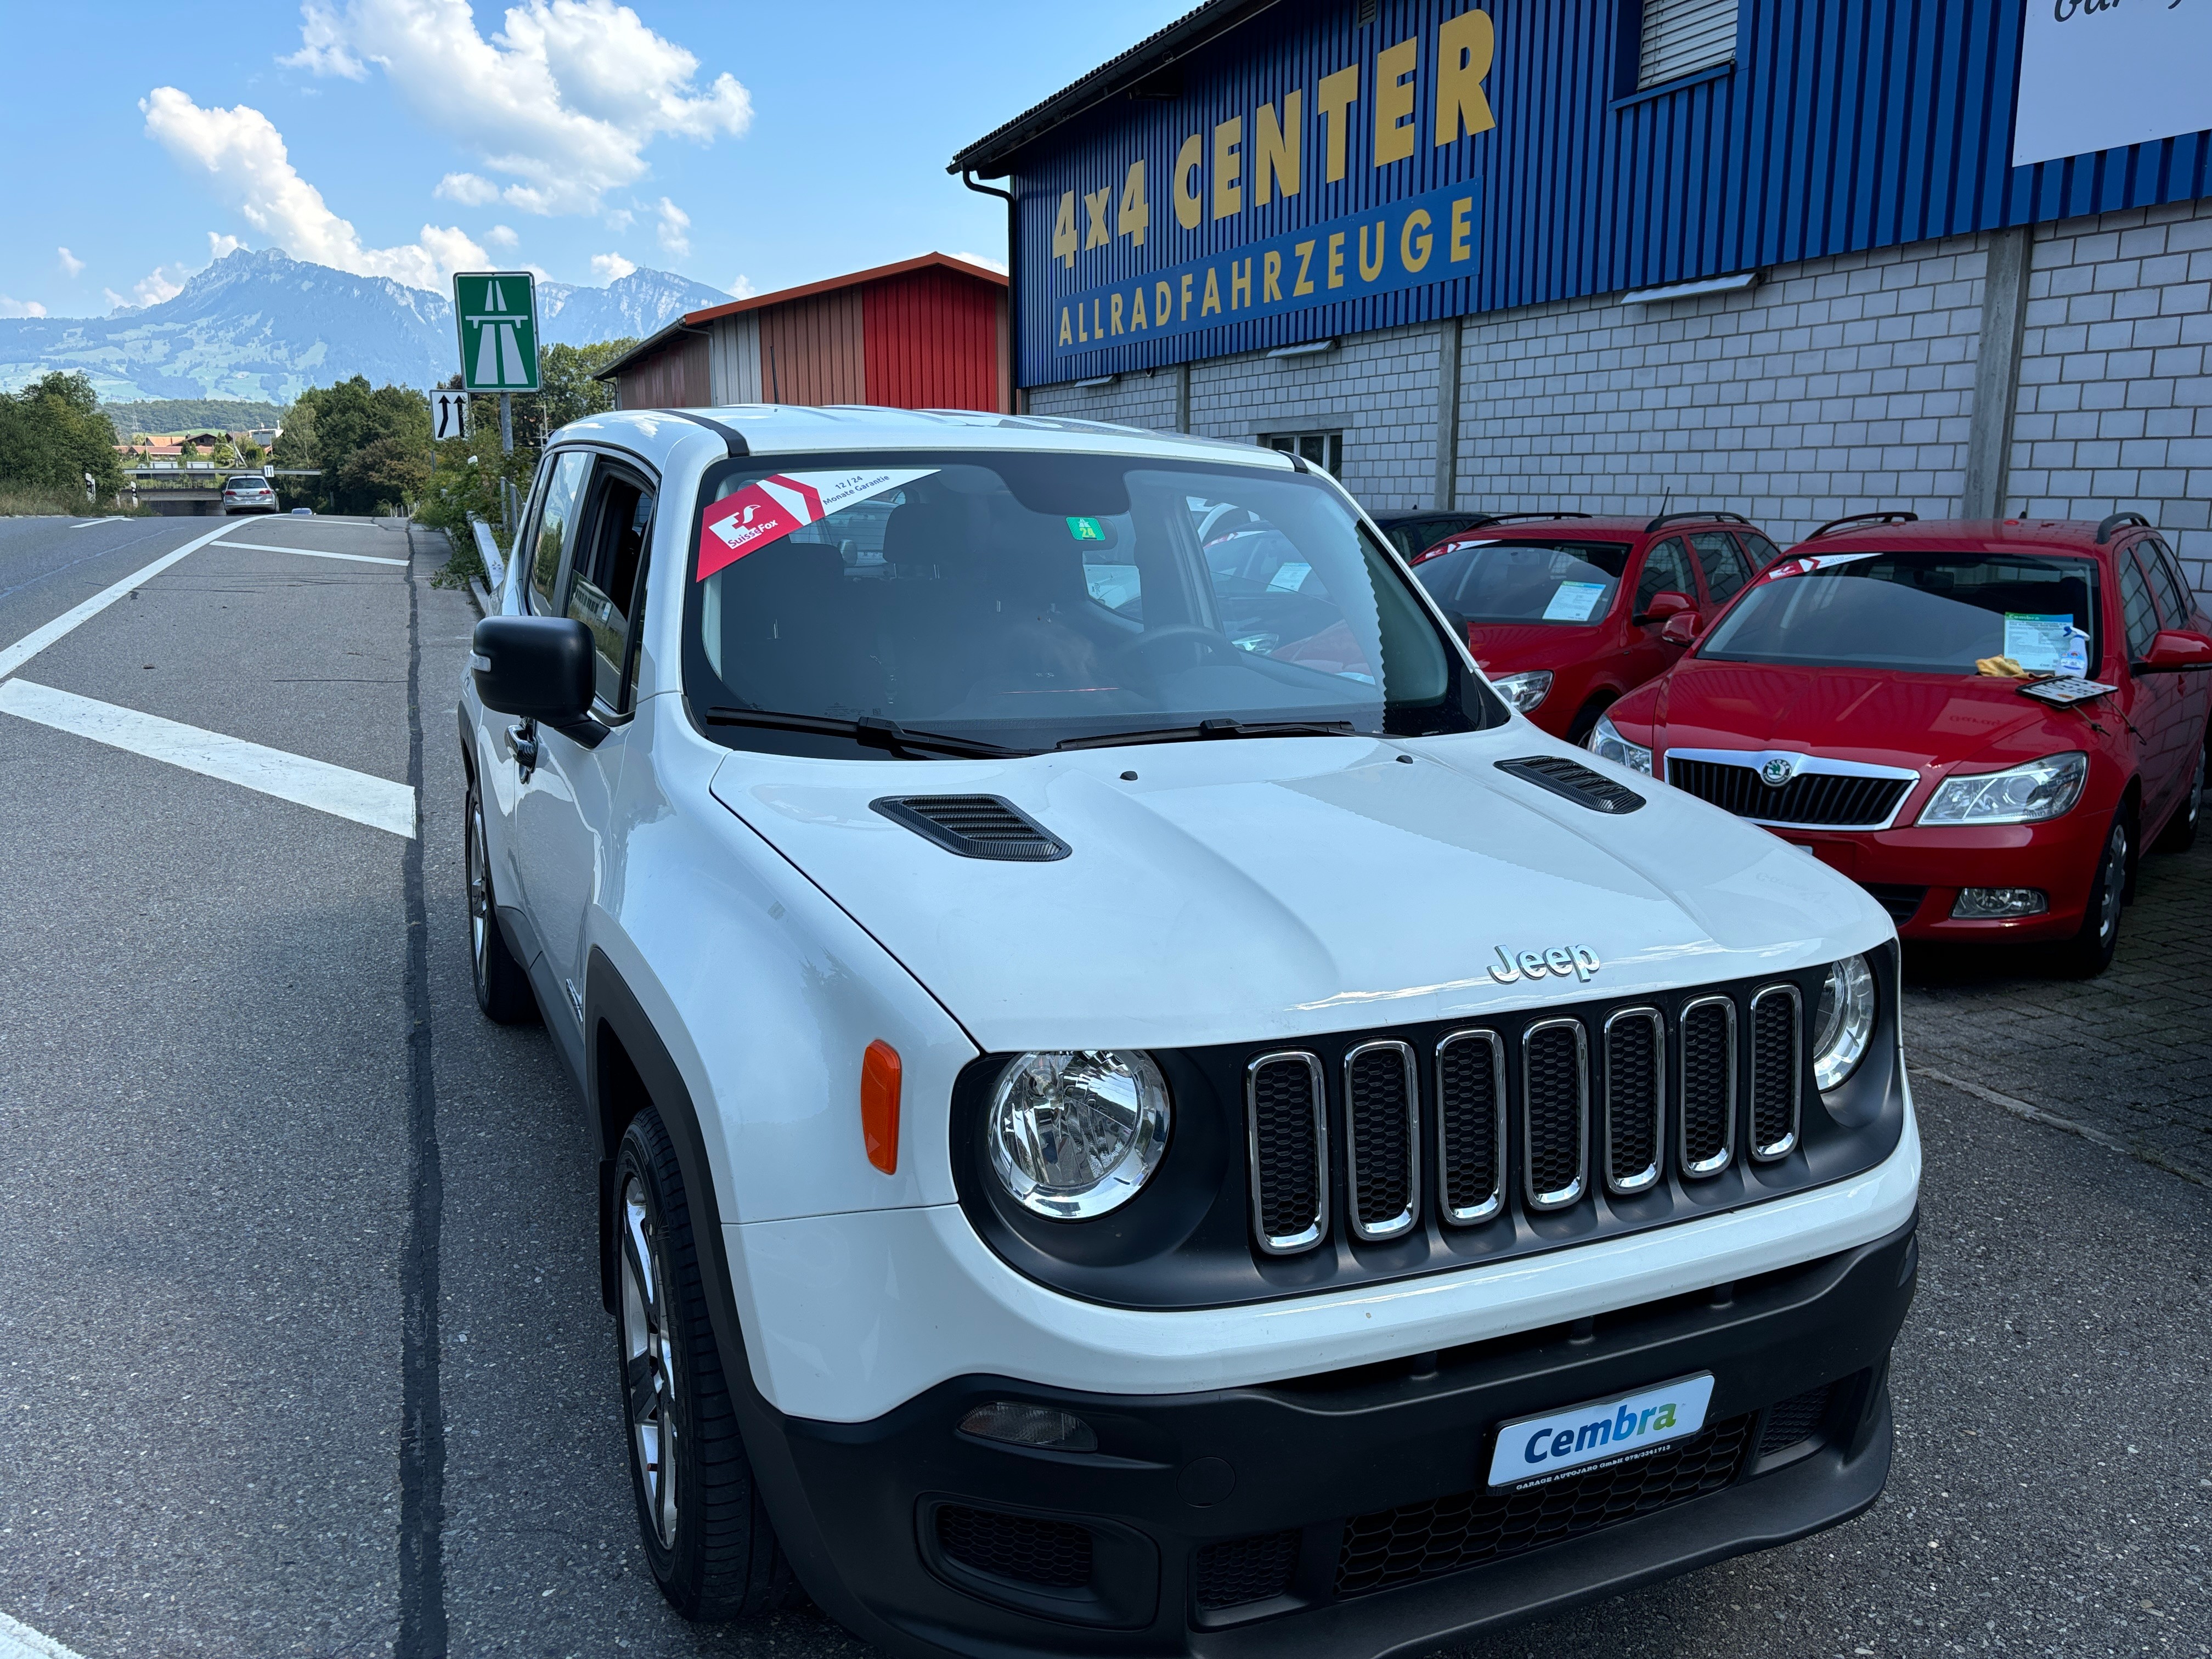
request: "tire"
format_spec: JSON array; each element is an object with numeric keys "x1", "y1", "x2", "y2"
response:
[
  {"x1": 2055, "y1": 811, "x2": 2130, "y2": 979},
  {"x1": 2152, "y1": 738, "x2": 2205, "y2": 854},
  {"x1": 466, "y1": 771, "x2": 538, "y2": 1023},
  {"x1": 1567, "y1": 695, "x2": 1615, "y2": 747},
  {"x1": 614, "y1": 1107, "x2": 797, "y2": 1622}
]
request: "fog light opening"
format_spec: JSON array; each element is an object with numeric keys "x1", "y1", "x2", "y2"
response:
[
  {"x1": 1950, "y1": 887, "x2": 2049, "y2": 919},
  {"x1": 959, "y1": 1401, "x2": 1100, "y2": 1453}
]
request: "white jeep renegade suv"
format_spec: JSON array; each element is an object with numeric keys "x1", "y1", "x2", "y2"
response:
[{"x1": 460, "y1": 406, "x2": 1920, "y2": 1656}]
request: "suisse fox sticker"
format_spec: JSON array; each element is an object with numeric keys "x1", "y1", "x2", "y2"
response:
[{"x1": 696, "y1": 468, "x2": 936, "y2": 581}]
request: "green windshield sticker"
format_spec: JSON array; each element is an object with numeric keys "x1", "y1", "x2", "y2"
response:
[{"x1": 1066, "y1": 516, "x2": 1105, "y2": 541}]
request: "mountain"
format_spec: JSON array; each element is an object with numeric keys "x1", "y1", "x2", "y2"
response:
[{"x1": 0, "y1": 247, "x2": 733, "y2": 404}]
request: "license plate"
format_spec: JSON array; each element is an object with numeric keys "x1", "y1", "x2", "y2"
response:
[{"x1": 1486, "y1": 1373, "x2": 1714, "y2": 1490}]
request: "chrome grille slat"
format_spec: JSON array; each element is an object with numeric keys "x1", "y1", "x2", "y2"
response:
[
  {"x1": 1520, "y1": 1019, "x2": 1589, "y2": 1210},
  {"x1": 1246, "y1": 1052, "x2": 1328, "y2": 1255},
  {"x1": 1601, "y1": 1007, "x2": 1664, "y2": 1194},
  {"x1": 1435, "y1": 1030, "x2": 1505, "y2": 1225},
  {"x1": 1748, "y1": 985, "x2": 1802, "y2": 1160},
  {"x1": 1344, "y1": 1041, "x2": 1420, "y2": 1242},
  {"x1": 1678, "y1": 996, "x2": 1737, "y2": 1177}
]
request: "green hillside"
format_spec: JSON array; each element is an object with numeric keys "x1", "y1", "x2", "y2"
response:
[{"x1": 101, "y1": 398, "x2": 287, "y2": 438}]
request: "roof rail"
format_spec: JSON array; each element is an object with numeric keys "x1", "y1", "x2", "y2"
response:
[
  {"x1": 1465, "y1": 510, "x2": 1595, "y2": 528},
  {"x1": 2095, "y1": 510, "x2": 2150, "y2": 545},
  {"x1": 1645, "y1": 509, "x2": 1750, "y2": 532},
  {"x1": 1808, "y1": 510, "x2": 1919, "y2": 541}
]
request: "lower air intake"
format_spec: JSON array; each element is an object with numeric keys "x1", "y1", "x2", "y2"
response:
[
  {"x1": 1193, "y1": 1530, "x2": 1299, "y2": 1610},
  {"x1": 1758, "y1": 1382, "x2": 1836, "y2": 1456},
  {"x1": 935, "y1": 1505, "x2": 1093, "y2": 1589},
  {"x1": 1335, "y1": 1417, "x2": 1753, "y2": 1597}
]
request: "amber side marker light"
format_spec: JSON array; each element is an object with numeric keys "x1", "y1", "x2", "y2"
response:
[{"x1": 862, "y1": 1040, "x2": 902, "y2": 1173}]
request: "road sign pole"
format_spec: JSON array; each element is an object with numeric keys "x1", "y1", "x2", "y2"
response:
[{"x1": 500, "y1": 393, "x2": 512, "y2": 454}]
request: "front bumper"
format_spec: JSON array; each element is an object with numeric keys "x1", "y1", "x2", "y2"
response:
[
  {"x1": 747, "y1": 1218, "x2": 1917, "y2": 1659},
  {"x1": 1779, "y1": 810, "x2": 2107, "y2": 940}
]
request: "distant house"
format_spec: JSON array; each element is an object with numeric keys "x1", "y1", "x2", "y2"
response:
[
  {"x1": 594, "y1": 252, "x2": 1010, "y2": 413},
  {"x1": 247, "y1": 426, "x2": 280, "y2": 447}
]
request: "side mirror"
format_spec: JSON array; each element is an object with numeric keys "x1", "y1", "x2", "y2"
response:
[
  {"x1": 1635, "y1": 589, "x2": 1695, "y2": 627},
  {"x1": 471, "y1": 616, "x2": 603, "y2": 743},
  {"x1": 2134, "y1": 629, "x2": 2212, "y2": 675},
  {"x1": 1660, "y1": 608, "x2": 1703, "y2": 646}
]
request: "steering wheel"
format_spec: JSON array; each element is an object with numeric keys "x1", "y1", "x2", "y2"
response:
[{"x1": 1110, "y1": 624, "x2": 1247, "y2": 677}]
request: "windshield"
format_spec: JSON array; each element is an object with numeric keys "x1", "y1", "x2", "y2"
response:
[
  {"x1": 1698, "y1": 551, "x2": 2103, "y2": 675},
  {"x1": 681, "y1": 450, "x2": 1501, "y2": 755},
  {"x1": 1408, "y1": 539, "x2": 1630, "y2": 625}
]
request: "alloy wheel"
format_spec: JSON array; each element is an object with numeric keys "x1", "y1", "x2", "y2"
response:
[
  {"x1": 620, "y1": 1174, "x2": 680, "y2": 1549},
  {"x1": 466, "y1": 789, "x2": 491, "y2": 994},
  {"x1": 2094, "y1": 820, "x2": 2127, "y2": 946}
]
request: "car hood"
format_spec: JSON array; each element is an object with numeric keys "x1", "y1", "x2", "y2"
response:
[
  {"x1": 708, "y1": 726, "x2": 1889, "y2": 1053},
  {"x1": 1641, "y1": 660, "x2": 2087, "y2": 772},
  {"x1": 1463, "y1": 621, "x2": 1616, "y2": 673}
]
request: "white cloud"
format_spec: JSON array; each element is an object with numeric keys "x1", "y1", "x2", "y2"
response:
[
  {"x1": 103, "y1": 289, "x2": 130, "y2": 313},
  {"x1": 487, "y1": 223, "x2": 518, "y2": 247},
  {"x1": 207, "y1": 232, "x2": 245, "y2": 259},
  {"x1": 56, "y1": 247, "x2": 85, "y2": 277},
  {"x1": 590, "y1": 251, "x2": 635, "y2": 281},
  {"x1": 727, "y1": 274, "x2": 757, "y2": 299},
  {"x1": 131, "y1": 265, "x2": 189, "y2": 306},
  {"x1": 951, "y1": 249, "x2": 1009, "y2": 275},
  {"x1": 141, "y1": 88, "x2": 488, "y2": 291},
  {"x1": 0, "y1": 294, "x2": 47, "y2": 317},
  {"x1": 655, "y1": 196, "x2": 690, "y2": 258},
  {"x1": 285, "y1": 0, "x2": 752, "y2": 216},
  {"x1": 603, "y1": 206, "x2": 635, "y2": 232},
  {"x1": 436, "y1": 171, "x2": 500, "y2": 206}
]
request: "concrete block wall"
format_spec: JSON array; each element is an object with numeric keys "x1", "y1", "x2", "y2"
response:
[
  {"x1": 2006, "y1": 197, "x2": 2212, "y2": 596},
  {"x1": 1452, "y1": 234, "x2": 1987, "y2": 539},
  {"x1": 1032, "y1": 367, "x2": 1181, "y2": 434}
]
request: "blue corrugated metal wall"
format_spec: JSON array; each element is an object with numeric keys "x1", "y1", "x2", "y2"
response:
[{"x1": 1009, "y1": 0, "x2": 2212, "y2": 387}]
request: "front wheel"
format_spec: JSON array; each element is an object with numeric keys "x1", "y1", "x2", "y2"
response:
[
  {"x1": 615, "y1": 1108, "x2": 796, "y2": 1622},
  {"x1": 2055, "y1": 812, "x2": 2130, "y2": 978},
  {"x1": 466, "y1": 771, "x2": 537, "y2": 1023}
]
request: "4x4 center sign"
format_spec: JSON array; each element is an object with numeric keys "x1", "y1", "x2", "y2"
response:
[{"x1": 454, "y1": 271, "x2": 541, "y2": 393}]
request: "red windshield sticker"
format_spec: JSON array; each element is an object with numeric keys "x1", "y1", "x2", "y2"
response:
[
  {"x1": 696, "y1": 467, "x2": 936, "y2": 581},
  {"x1": 1760, "y1": 551, "x2": 1881, "y2": 582}
]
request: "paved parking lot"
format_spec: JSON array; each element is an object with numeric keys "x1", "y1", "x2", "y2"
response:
[{"x1": 0, "y1": 515, "x2": 2205, "y2": 1659}]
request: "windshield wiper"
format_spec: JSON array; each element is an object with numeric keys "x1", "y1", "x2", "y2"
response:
[
  {"x1": 1054, "y1": 718, "x2": 1357, "y2": 752},
  {"x1": 702, "y1": 707, "x2": 1027, "y2": 759}
]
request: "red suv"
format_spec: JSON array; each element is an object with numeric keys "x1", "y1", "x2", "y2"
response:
[
  {"x1": 1405, "y1": 511, "x2": 1784, "y2": 740},
  {"x1": 1591, "y1": 512, "x2": 2212, "y2": 974}
]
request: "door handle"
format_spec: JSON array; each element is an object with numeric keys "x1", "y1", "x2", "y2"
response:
[{"x1": 507, "y1": 721, "x2": 539, "y2": 780}]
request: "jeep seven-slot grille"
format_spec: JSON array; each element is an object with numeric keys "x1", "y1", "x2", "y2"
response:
[
  {"x1": 1666, "y1": 758, "x2": 1910, "y2": 828},
  {"x1": 1243, "y1": 981, "x2": 1805, "y2": 1256}
]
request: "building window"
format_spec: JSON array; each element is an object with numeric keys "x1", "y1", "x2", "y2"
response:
[
  {"x1": 1264, "y1": 431, "x2": 1344, "y2": 475},
  {"x1": 1636, "y1": 0, "x2": 1737, "y2": 90}
]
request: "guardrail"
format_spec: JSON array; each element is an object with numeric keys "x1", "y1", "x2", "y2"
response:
[{"x1": 470, "y1": 515, "x2": 506, "y2": 590}]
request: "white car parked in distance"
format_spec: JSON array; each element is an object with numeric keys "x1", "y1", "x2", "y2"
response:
[
  {"x1": 220, "y1": 473, "x2": 278, "y2": 514},
  {"x1": 459, "y1": 405, "x2": 1921, "y2": 1656}
]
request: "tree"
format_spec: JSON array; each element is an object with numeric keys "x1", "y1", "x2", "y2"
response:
[
  {"x1": 0, "y1": 371, "x2": 123, "y2": 499},
  {"x1": 273, "y1": 377, "x2": 432, "y2": 514}
]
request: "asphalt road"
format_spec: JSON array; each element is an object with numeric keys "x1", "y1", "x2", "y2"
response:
[{"x1": 0, "y1": 511, "x2": 2204, "y2": 1658}]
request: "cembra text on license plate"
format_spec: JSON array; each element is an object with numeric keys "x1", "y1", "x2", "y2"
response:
[{"x1": 1486, "y1": 1373, "x2": 1715, "y2": 1490}]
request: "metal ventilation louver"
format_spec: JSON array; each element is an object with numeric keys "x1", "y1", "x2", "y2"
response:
[
  {"x1": 871, "y1": 795, "x2": 1070, "y2": 861},
  {"x1": 1494, "y1": 755, "x2": 1646, "y2": 815}
]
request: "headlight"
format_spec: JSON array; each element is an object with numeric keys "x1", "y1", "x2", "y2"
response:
[
  {"x1": 1916, "y1": 751, "x2": 2087, "y2": 826},
  {"x1": 1489, "y1": 670, "x2": 1553, "y2": 713},
  {"x1": 1812, "y1": 955, "x2": 1876, "y2": 1090},
  {"x1": 986, "y1": 1051, "x2": 1170, "y2": 1220},
  {"x1": 1586, "y1": 712, "x2": 1653, "y2": 776}
]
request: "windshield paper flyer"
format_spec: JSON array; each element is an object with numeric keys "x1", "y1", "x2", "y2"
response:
[
  {"x1": 1543, "y1": 580, "x2": 1609, "y2": 622},
  {"x1": 2001, "y1": 612, "x2": 2075, "y2": 673},
  {"x1": 696, "y1": 468, "x2": 937, "y2": 581}
]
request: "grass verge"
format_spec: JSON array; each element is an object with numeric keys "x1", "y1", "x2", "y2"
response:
[{"x1": 0, "y1": 488, "x2": 151, "y2": 517}]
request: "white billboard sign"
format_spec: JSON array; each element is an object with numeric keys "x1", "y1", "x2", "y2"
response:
[{"x1": 2015, "y1": 1, "x2": 2212, "y2": 168}]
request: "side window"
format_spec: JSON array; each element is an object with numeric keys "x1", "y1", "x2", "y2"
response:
[
  {"x1": 528, "y1": 450, "x2": 593, "y2": 615},
  {"x1": 2118, "y1": 546, "x2": 2160, "y2": 661},
  {"x1": 1689, "y1": 531, "x2": 1753, "y2": 605},
  {"x1": 2140, "y1": 539, "x2": 2192, "y2": 631},
  {"x1": 1635, "y1": 538, "x2": 1694, "y2": 613},
  {"x1": 567, "y1": 469, "x2": 656, "y2": 710},
  {"x1": 1737, "y1": 530, "x2": 1783, "y2": 569}
]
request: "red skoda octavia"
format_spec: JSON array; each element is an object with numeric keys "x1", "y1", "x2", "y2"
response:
[
  {"x1": 1591, "y1": 513, "x2": 2212, "y2": 974},
  {"x1": 1407, "y1": 511, "x2": 1784, "y2": 741}
]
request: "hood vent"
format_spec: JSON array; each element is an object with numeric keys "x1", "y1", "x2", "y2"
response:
[
  {"x1": 1494, "y1": 755, "x2": 1646, "y2": 815},
  {"x1": 872, "y1": 794, "x2": 1071, "y2": 861}
]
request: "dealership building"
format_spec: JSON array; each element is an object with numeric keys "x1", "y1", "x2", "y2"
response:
[{"x1": 952, "y1": 0, "x2": 2212, "y2": 597}]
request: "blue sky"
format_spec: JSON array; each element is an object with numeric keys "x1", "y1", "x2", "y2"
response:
[{"x1": 0, "y1": 1, "x2": 1191, "y2": 319}]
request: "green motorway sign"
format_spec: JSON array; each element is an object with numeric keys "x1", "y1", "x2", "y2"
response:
[{"x1": 454, "y1": 270, "x2": 541, "y2": 392}]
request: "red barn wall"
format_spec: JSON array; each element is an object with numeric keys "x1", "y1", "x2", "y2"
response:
[{"x1": 861, "y1": 269, "x2": 1005, "y2": 411}]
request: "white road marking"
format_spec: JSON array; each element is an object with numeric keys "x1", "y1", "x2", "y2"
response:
[
  {"x1": 0, "y1": 520, "x2": 241, "y2": 680},
  {"x1": 0, "y1": 680, "x2": 417, "y2": 839},
  {"x1": 215, "y1": 540, "x2": 409, "y2": 567},
  {"x1": 0, "y1": 1607, "x2": 88, "y2": 1659},
  {"x1": 69, "y1": 518, "x2": 129, "y2": 528}
]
